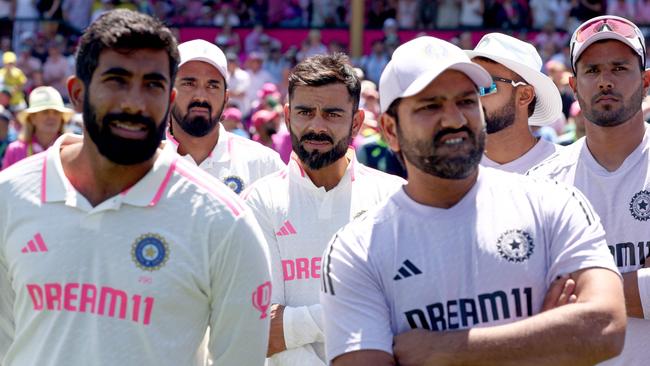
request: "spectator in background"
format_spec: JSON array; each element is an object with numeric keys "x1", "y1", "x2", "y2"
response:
[
  {"x1": 568, "y1": 0, "x2": 606, "y2": 31},
  {"x1": 264, "y1": 42, "x2": 288, "y2": 84},
  {"x1": 636, "y1": 0, "x2": 650, "y2": 24},
  {"x1": 90, "y1": 0, "x2": 116, "y2": 23},
  {"x1": 490, "y1": 0, "x2": 530, "y2": 29},
  {"x1": 382, "y1": 18, "x2": 400, "y2": 54},
  {"x1": 0, "y1": 51, "x2": 27, "y2": 110},
  {"x1": 245, "y1": 24, "x2": 266, "y2": 54},
  {"x1": 557, "y1": 101, "x2": 586, "y2": 145},
  {"x1": 360, "y1": 39, "x2": 390, "y2": 85},
  {"x1": 417, "y1": 0, "x2": 437, "y2": 29},
  {"x1": 42, "y1": 40, "x2": 72, "y2": 101},
  {"x1": 436, "y1": 0, "x2": 461, "y2": 29},
  {"x1": 460, "y1": 0, "x2": 484, "y2": 27},
  {"x1": 215, "y1": 22, "x2": 241, "y2": 55},
  {"x1": 0, "y1": 107, "x2": 11, "y2": 167},
  {"x1": 16, "y1": 46, "x2": 42, "y2": 82},
  {"x1": 213, "y1": 3, "x2": 240, "y2": 27},
  {"x1": 253, "y1": 82, "x2": 282, "y2": 113},
  {"x1": 367, "y1": 0, "x2": 395, "y2": 28},
  {"x1": 297, "y1": 29, "x2": 327, "y2": 61},
  {"x1": 534, "y1": 21, "x2": 568, "y2": 52},
  {"x1": 62, "y1": 0, "x2": 92, "y2": 32},
  {"x1": 245, "y1": 52, "x2": 274, "y2": 117},
  {"x1": 251, "y1": 109, "x2": 280, "y2": 149},
  {"x1": 2, "y1": 86, "x2": 73, "y2": 170},
  {"x1": 221, "y1": 107, "x2": 248, "y2": 138},
  {"x1": 397, "y1": 0, "x2": 418, "y2": 28},
  {"x1": 545, "y1": 60, "x2": 575, "y2": 119},
  {"x1": 529, "y1": 0, "x2": 571, "y2": 30},
  {"x1": 606, "y1": 0, "x2": 634, "y2": 20},
  {"x1": 226, "y1": 52, "x2": 251, "y2": 116},
  {"x1": 12, "y1": 0, "x2": 39, "y2": 51}
]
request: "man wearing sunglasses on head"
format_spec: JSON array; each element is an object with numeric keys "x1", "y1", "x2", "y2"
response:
[
  {"x1": 466, "y1": 33, "x2": 564, "y2": 174},
  {"x1": 529, "y1": 15, "x2": 650, "y2": 366}
]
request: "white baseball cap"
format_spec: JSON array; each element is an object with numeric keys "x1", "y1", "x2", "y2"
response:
[
  {"x1": 465, "y1": 32, "x2": 563, "y2": 126},
  {"x1": 379, "y1": 36, "x2": 492, "y2": 113},
  {"x1": 178, "y1": 39, "x2": 229, "y2": 83}
]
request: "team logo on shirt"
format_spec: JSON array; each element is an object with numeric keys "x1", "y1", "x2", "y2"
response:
[
  {"x1": 131, "y1": 233, "x2": 170, "y2": 271},
  {"x1": 223, "y1": 175, "x2": 245, "y2": 194},
  {"x1": 629, "y1": 190, "x2": 650, "y2": 221},
  {"x1": 496, "y1": 229, "x2": 534, "y2": 263}
]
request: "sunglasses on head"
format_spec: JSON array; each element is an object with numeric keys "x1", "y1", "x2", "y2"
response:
[{"x1": 478, "y1": 77, "x2": 528, "y2": 97}]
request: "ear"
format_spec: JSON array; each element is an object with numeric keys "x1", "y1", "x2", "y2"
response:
[
  {"x1": 283, "y1": 102, "x2": 291, "y2": 130},
  {"x1": 169, "y1": 88, "x2": 176, "y2": 105},
  {"x1": 67, "y1": 76, "x2": 85, "y2": 113},
  {"x1": 642, "y1": 68, "x2": 650, "y2": 94},
  {"x1": 379, "y1": 112, "x2": 400, "y2": 153},
  {"x1": 568, "y1": 75, "x2": 577, "y2": 95},
  {"x1": 351, "y1": 108, "x2": 365, "y2": 137},
  {"x1": 223, "y1": 89, "x2": 230, "y2": 107},
  {"x1": 517, "y1": 85, "x2": 535, "y2": 111}
]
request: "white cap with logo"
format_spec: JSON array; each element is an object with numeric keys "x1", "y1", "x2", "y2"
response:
[{"x1": 178, "y1": 39, "x2": 229, "y2": 83}]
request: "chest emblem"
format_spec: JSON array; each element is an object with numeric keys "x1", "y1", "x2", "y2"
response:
[
  {"x1": 131, "y1": 233, "x2": 170, "y2": 271},
  {"x1": 223, "y1": 175, "x2": 245, "y2": 194},
  {"x1": 496, "y1": 229, "x2": 534, "y2": 263},
  {"x1": 629, "y1": 190, "x2": 650, "y2": 221}
]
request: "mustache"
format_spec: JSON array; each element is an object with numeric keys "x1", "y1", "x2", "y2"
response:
[
  {"x1": 591, "y1": 90, "x2": 622, "y2": 103},
  {"x1": 103, "y1": 112, "x2": 156, "y2": 129},
  {"x1": 434, "y1": 126, "x2": 473, "y2": 143},
  {"x1": 188, "y1": 101, "x2": 212, "y2": 111},
  {"x1": 300, "y1": 132, "x2": 333, "y2": 144}
]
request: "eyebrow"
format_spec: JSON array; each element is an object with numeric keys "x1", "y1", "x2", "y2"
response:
[
  {"x1": 294, "y1": 105, "x2": 347, "y2": 113},
  {"x1": 179, "y1": 76, "x2": 222, "y2": 84},
  {"x1": 584, "y1": 59, "x2": 632, "y2": 68}
]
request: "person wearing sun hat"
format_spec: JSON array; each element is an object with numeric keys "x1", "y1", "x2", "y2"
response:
[
  {"x1": 528, "y1": 15, "x2": 650, "y2": 366},
  {"x1": 464, "y1": 32, "x2": 564, "y2": 174},
  {"x1": 1, "y1": 86, "x2": 73, "y2": 169}
]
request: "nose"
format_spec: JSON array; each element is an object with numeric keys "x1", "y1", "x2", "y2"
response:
[
  {"x1": 439, "y1": 102, "x2": 468, "y2": 129},
  {"x1": 597, "y1": 71, "x2": 614, "y2": 91},
  {"x1": 120, "y1": 85, "x2": 147, "y2": 115}
]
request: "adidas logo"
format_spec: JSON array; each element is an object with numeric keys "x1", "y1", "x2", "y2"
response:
[
  {"x1": 21, "y1": 233, "x2": 49, "y2": 253},
  {"x1": 393, "y1": 259, "x2": 422, "y2": 280},
  {"x1": 276, "y1": 221, "x2": 297, "y2": 236}
]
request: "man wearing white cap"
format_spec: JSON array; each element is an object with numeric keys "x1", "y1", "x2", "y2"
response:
[
  {"x1": 320, "y1": 36, "x2": 624, "y2": 365},
  {"x1": 165, "y1": 39, "x2": 284, "y2": 194},
  {"x1": 465, "y1": 33, "x2": 563, "y2": 174},
  {"x1": 528, "y1": 15, "x2": 650, "y2": 366}
]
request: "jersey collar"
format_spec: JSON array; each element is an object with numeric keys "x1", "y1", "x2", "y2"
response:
[
  {"x1": 288, "y1": 147, "x2": 358, "y2": 190},
  {"x1": 165, "y1": 123, "x2": 231, "y2": 165}
]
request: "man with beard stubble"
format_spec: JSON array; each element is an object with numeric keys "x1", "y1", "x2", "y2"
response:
[
  {"x1": 466, "y1": 33, "x2": 563, "y2": 174},
  {"x1": 242, "y1": 53, "x2": 405, "y2": 366},
  {"x1": 165, "y1": 39, "x2": 284, "y2": 195},
  {"x1": 320, "y1": 36, "x2": 625, "y2": 366},
  {"x1": 0, "y1": 10, "x2": 272, "y2": 365}
]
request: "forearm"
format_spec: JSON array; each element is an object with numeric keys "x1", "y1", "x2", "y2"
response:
[
  {"x1": 283, "y1": 303, "x2": 323, "y2": 349},
  {"x1": 623, "y1": 270, "x2": 644, "y2": 318}
]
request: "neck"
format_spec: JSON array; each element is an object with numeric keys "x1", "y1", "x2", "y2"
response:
[
  {"x1": 404, "y1": 166, "x2": 478, "y2": 208},
  {"x1": 301, "y1": 155, "x2": 350, "y2": 191},
  {"x1": 33, "y1": 129, "x2": 59, "y2": 148},
  {"x1": 172, "y1": 119, "x2": 219, "y2": 165},
  {"x1": 584, "y1": 114, "x2": 646, "y2": 172},
  {"x1": 484, "y1": 118, "x2": 537, "y2": 164},
  {"x1": 60, "y1": 135, "x2": 157, "y2": 207}
]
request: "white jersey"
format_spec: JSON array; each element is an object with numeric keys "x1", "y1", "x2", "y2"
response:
[
  {"x1": 243, "y1": 152, "x2": 405, "y2": 366},
  {"x1": 320, "y1": 168, "x2": 618, "y2": 362},
  {"x1": 0, "y1": 134, "x2": 272, "y2": 366},
  {"x1": 164, "y1": 123, "x2": 285, "y2": 194},
  {"x1": 481, "y1": 138, "x2": 561, "y2": 174},
  {"x1": 528, "y1": 126, "x2": 650, "y2": 366}
]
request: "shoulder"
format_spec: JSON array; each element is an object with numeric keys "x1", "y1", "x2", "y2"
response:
[
  {"x1": 241, "y1": 167, "x2": 289, "y2": 200},
  {"x1": 227, "y1": 131, "x2": 282, "y2": 161},
  {"x1": 526, "y1": 139, "x2": 584, "y2": 178},
  {"x1": 355, "y1": 161, "x2": 407, "y2": 187},
  {"x1": 0, "y1": 151, "x2": 45, "y2": 198}
]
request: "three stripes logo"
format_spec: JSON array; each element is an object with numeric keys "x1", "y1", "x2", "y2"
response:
[
  {"x1": 393, "y1": 259, "x2": 422, "y2": 280},
  {"x1": 21, "y1": 233, "x2": 48, "y2": 254},
  {"x1": 276, "y1": 220, "x2": 297, "y2": 236}
]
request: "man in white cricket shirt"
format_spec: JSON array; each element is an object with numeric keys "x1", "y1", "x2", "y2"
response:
[
  {"x1": 165, "y1": 39, "x2": 284, "y2": 195},
  {"x1": 528, "y1": 15, "x2": 650, "y2": 366},
  {"x1": 465, "y1": 33, "x2": 563, "y2": 174},
  {"x1": 242, "y1": 53, "x2": 405, "y2": 366},
  {"x1": 0, "y1": 10, "x2": 271, "y2": 366},
  {"x1": 320, "y1": 36, "x2": 625, "y2": 366}
]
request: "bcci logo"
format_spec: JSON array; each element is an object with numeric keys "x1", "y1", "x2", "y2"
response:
[
  {"x1": 252, "y1": 281, "x2": 272, "y2": 319},
  {"x1": 496, "y1": 229, "x2": 534, "y2": 263},
  {"x1": 131, "y1": 233, "x2": 170, "y2": 271},
  {"x1": 629, "y1": 190, "x2": 650, "y2": 221},
  {"x1": 223, "y1": 175, "x2": 245, "y2": 194}
]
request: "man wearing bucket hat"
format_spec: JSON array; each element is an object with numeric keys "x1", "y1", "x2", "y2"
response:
[
  {"x1": 1, "y1": 86, "x2": 73, "y2": 170},
  {"x1": 320, "y1": 36, "x2": 624, "y2": 365},
  {"x1": 165, "y1": 39, "x2": 284, "y2": 195},
  {"x1": 465, "y1": 33, "x2": 563, "y2": 174},
  {"x1": 528, "y1": 15, "x2": 650, "y2": 366}
]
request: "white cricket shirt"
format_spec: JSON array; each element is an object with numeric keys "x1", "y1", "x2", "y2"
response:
[
  {"x1": 243, "y1": 151, "x2": 405, "y2": 366},
  {"x1": 481, "y1": 137, "x2": 561, "y2": 174},
  {"x1": 0, "y1": 134, "x2": 272, "y2": 366},
  {"x1": 528, "y1": 126, "x2": 650, "y2": 366},
  {"x1": 320, "y1": 167, "x2": 618, "y2": 362},
  {"x1": 165, "y1": 123, "x2": 285, "y2": 194}
]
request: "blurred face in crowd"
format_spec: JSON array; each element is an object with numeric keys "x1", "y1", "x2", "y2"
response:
[
  {"x1": 29, "y1": 109, "x2": 64, "y2": 137},
  {"x1": 286, "y1": 83, "x2": 363, "y2": 170},
  {"x1": 172, "y1": 61, "x2": 228, "y2": 137},
  {"x1": 472, "y1": 59, "x2": 519, "y2": 134}
]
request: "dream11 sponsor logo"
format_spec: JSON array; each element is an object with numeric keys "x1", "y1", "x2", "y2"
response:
[{"x1": 252, "y1": 281, "x2": 272, "y2": 319}]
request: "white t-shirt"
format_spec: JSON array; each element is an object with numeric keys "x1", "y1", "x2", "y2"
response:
[
  {"x1": 528, "y1": 126, "x2": 650, "y2": 366},
  {"x1": 165, "y1": 123, "x2": 285, "y2": 195},
  {"x1": 0, "y1": 134, "x2": 272, "y2": 366},
  {"x1": 481, "y1": 138, "x2": 561, "y2": 174},
  {"x1": 320, "y1": 167, "x2": 618, "y2": 362},
  {"x1": 243, "y1": 152, "x2": 405, "y2": 365}
]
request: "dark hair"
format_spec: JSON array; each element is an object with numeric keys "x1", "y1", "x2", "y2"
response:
[
  {"x1": 75, "y1": 9, "x2": 179, "y2": 86},
  {"x1": 288, "y1": 53, "x2": 361, "y2": 112}
]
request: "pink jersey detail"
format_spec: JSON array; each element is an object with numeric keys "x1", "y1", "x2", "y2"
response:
[
  {"x1": 40, "y1": 154, "x2": 47, "y2": 203},
  {"x1": 282, "y1": 257, "x2": 322, "y2": 281},
  {"x1": 284, "y1": 220, "x2": 297, "y2": 234},
  {"x1": 227, "y1": 135, "x2": 234, "y2": 156},
  {"x1": 174, "y1": 163, "x2": 245, "y2": 217},
  {"x1": 26, "y1": 240, "x2": 37, "y2": 252},
  {"x1": 148, "y1": 157, "x2": 178, "y2": 206},
  {"x1": 280, "y1": 227, "x2": 289, "y2": 236},
  {"x1": 34, "y1": 233, "x2": 48, "y2": 252}
]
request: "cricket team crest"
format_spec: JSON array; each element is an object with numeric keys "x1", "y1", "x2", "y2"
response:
[
  {"x1": 496, "y1": 229, "x2": 534, "y2": 263},
  {"x1": 223, "y1": 175, "x2": 245, "y2": 194},
  {"x1": 629, "y1": 190, "x2": 650, "y2": 221},
  {"x1": 132, "y1": 233, "x2": 170, "y2": 271}
]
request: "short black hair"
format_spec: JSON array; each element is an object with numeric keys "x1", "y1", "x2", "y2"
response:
[{"x1": 75, "y1": 9, "x2": 179, "y2": 86}]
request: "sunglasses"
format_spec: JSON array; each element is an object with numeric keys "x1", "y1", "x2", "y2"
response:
[{"x1": 479, "y1": 77, "x2": 528, "y2": 96}]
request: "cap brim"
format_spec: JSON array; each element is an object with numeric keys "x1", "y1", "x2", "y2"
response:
[
  {"x1": 17, "y1": 106, "x2": 75, "y2": 125},
  {"x1": 400, "y1": 62, "x2": 492, "y2": 101},
  {"x1": 180, "y1": 56, "x2": 229, "y2": 83}
]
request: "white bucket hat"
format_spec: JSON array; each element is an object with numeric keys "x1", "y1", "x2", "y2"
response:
[
  {"x1": 465, "y1": 33, "x2": 563, "y2": 126},
  {"x1": 379, "y1": 36, "x2": 492, "y2": 113},
  {"x1": 178, "y1": 39, "x2": 229, "y2": 83},
  {"x1": 17, "y1": 86, "x2": 74, "y2": 125}
]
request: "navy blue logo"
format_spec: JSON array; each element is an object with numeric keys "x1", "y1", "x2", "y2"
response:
[
  {"x1": 496, "y1": 229, "x2": 534, "y2": 263},
  {"x1": 131, "y1": 233, "x2": 170, "y2": 271},
  {"x1": 629, "y1": 190, "x2": 650, "y2": 221},
  {"x1": 223, "y1": 175, "x2": 245, "y2": 194}
]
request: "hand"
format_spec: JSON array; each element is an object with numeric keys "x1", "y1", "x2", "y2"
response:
[
  {"x1": 267, "y1": 303, "x2": 287, "y2": 357},
  {"x1": 394, "y1": 329, "x2": 453, "y2": 366},
  {"x1": 541, "y1": 275, "x2": 577, "y2": 312}
]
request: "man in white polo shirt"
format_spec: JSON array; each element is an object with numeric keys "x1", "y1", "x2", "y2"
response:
[
  {"x1": 528, "y1": 15, "x2": 650, "y2": 366},
  {"x1": 243, "y1": 53, "x2": 405, "y2": 366},
  {"x1": 0, "y1": 10, "x2": 271, "y2": 365},
  {"x1": 320, "y1": 36, "x2": 625, "y2": 365},
  {"x1": 465, "y1": 33, "x2": 563, "y2": 174},
  {"x1": 166, "y1": 39, "x2": 284, "y2": 194}
]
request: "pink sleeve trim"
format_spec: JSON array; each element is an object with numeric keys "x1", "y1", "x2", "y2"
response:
[
  {"x1": 148, "y1": 157, "x2": 178, "y2": 207},
  {"x1": 174, "y1": 163, "x2": 245, "y2": 217},
  {"x1": 40, "y1": 154, "x2": 47, "y2": 203}
]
